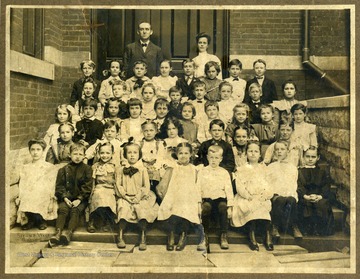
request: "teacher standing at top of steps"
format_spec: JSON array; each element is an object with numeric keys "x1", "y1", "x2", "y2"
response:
[{"x1": 123, "y1": 22, "x2": 164, "y2": 79}]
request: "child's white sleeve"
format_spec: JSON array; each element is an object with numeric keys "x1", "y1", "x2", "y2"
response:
[
  {"x1": 85, "y1": 140, "x2": 100, "y2": 160},
  {"x1": 223, "y1": 171, "x2": 234, "y2": 206},
  {"x1": 263, "y1": 143, "x2": 275, "y2": 164}
]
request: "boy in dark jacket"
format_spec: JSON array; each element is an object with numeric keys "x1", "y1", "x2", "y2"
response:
[{"x1": 48, "y1": 143, "x2": 92, "y2": 247}]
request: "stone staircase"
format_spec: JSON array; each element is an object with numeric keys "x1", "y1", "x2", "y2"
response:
[{"x1": 10, "y1": 206, "x2": 349, "y2": 253}]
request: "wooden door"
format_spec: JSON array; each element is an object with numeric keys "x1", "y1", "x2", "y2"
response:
[{"x1": 92, "y1": 9, "x2": 229, "y2": 79}]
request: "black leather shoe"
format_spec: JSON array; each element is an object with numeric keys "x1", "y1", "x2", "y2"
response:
[
  {"x1": 60, "y1": 230, "x2": 72, "y2": 245},
  {"x1": 48, "y1": 228, "x2": 62, "y2": 248},
  {"x1": 87, "y1": 220, "x2": 96, "y2": 233},
  {"x1": 176, "y1": 232, "x2": 187, "y2": 251},
  {"x1": 139, "y1": 231, "x2": 147, "y2": 251},
  {"x1": 167, "y1": 231, "x2": 175, "y2": 251},
  {"x1": 249, "y1": 230, "x2": 259, "y2": 251},
  {"x1": 220, "y1": 233, "x2": 229, "y2": 249},
  {"x1": 117, "y1": 229, "x2": 126, "y2": 249}
]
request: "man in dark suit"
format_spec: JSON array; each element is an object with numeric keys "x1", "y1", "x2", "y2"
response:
[
  {"x1": 244, "y1": 59, "x2": 278, "y2": 104},
  {"x1": 123, "y1": 22, "x2": 164, "y2": 79}
]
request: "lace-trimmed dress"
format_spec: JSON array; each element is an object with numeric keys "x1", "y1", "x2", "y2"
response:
[{"x1": 89, "y1": 161, "x2": 118, "y2": 215}]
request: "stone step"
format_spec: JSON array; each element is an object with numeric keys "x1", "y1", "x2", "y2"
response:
[{"x1": 11, "y1": 224, "x2": 350, "y2": 254}]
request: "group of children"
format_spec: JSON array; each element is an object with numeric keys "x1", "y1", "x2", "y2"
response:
[{"x1": 15, "y1": 53, "x2": 335, "y2": 252}]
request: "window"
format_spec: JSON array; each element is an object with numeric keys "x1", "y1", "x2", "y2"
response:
[{"x1": 22, "y1": 8, "x2": 43, "y2": 59}]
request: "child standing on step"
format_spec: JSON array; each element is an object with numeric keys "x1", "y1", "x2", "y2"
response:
[
  {"x1": 297, "y1": 146, "x2": 334, "y2": 236},
  {"x1": 115, "y1": 140, "x2": 159, "y2": 251},
  {"x1": 87, "y1": 142, "x2": 119, "y2": 233},
  {"x1": 49, "y1": 143, "x2": 92, "y2": 247},
  {"x1": 157, "y1": 143, "x2": 202, "y2": 251}
]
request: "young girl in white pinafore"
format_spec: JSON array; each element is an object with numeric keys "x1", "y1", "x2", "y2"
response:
[
  {"x1": 88, "y1": 142, "x2": 119, "y2": 233},
  {"x1": 157, "y1": 143, "x2": 202, "y2": 251},
  {"x1": 16, "y1": 138, "x2": 58, "y2": 230},
  {"x1": 115, "y1": 140, "x2": 159, "y2": 251},
  {"x1": 231, "y1": 141, "x2": 274, "y2": 251}
]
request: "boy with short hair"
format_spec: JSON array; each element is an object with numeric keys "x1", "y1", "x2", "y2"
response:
[
  {"x1": 120, "y1": 98, "x2": 146, "y2": 143},
  {"x1": 224, "y1": 59, "x2": 246, "y2": 103},
  {"x1": 75, "y1": 98, "x2": 104, "y2": 148},
  {"x1": 167, "y1": 86, "x2": 183, "y2": 119},
  {"x1": 198, "y1": 145, "x2": 234, "y2": 249},
  {"x1": 297, "y1": 147, "x2": 334, "y2": 236},
  {"x1": 197, "y1": 100, "x2": 221, "y2": 143},
  {"x1": 126, "y1": 61, "x2": 151, "y2": 100},
  {"x1": 245, "y1": 59, "x2": 277, "y2": 104},
  {"x1": 48, "y1": 143, "x2": 93, "y2": 247},
  {"x1": 176, "y1": 59, "x2": 200, "y2": 100},
  {"x1": 190, "y1": 80, "x2": 207, "y2": 125},
  {"x1": 245, "y1": 83, "x2": 265, "y2": 124},
  {"x1": 153, "y1": 98, "x2": 170, "y2": 132},
  {"x1": 196, "y1": 119, "x2": 236, "y2": 174}
]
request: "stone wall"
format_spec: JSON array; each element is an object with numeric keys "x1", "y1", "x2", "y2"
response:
[{"x1": 307, "y1": 96, "x2": 351, "y2": 217}]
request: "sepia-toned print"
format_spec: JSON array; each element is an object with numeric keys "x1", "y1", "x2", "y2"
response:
[{"x1": 5, "y1": 4, "x2": 355, "y2": 274}]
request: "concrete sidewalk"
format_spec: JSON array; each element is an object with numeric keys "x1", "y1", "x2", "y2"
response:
[{"x1": 8, "y1": 241, "x2": 351, "y2": 273}]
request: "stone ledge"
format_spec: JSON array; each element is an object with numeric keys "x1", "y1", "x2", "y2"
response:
[
  {"x1": 307, "y1": 95, "x2": 349, "y2": 109},
  {"x1": 307, "y1": 108, "x2": 350, "y2": 130},
  {"x1": 10, "y1": 50, "x2": 55, "y2": 80}
]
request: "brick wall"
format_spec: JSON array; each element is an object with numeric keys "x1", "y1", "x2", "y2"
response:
[
  {"x1": 44, "y1": 9, "x2": 63, "y2": 50},
  {"x1": 9, "y1": 8, "x2": 92, "y2": 149},
  {"x1": 61, "y1": 9, "x2": 92, "y2": 103},
  {"x1": 9, "y1": 70, "x2": 65, "y2": 149},
  {"x1": 309, "y1": 10, "x2": 350, "y2": 57},
  {"x1": 229, "y1": 9, "x2": 350, "y2": 99},
  {"x1": 230, "y1": 10, "x2": 302, "y2": 56}
]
